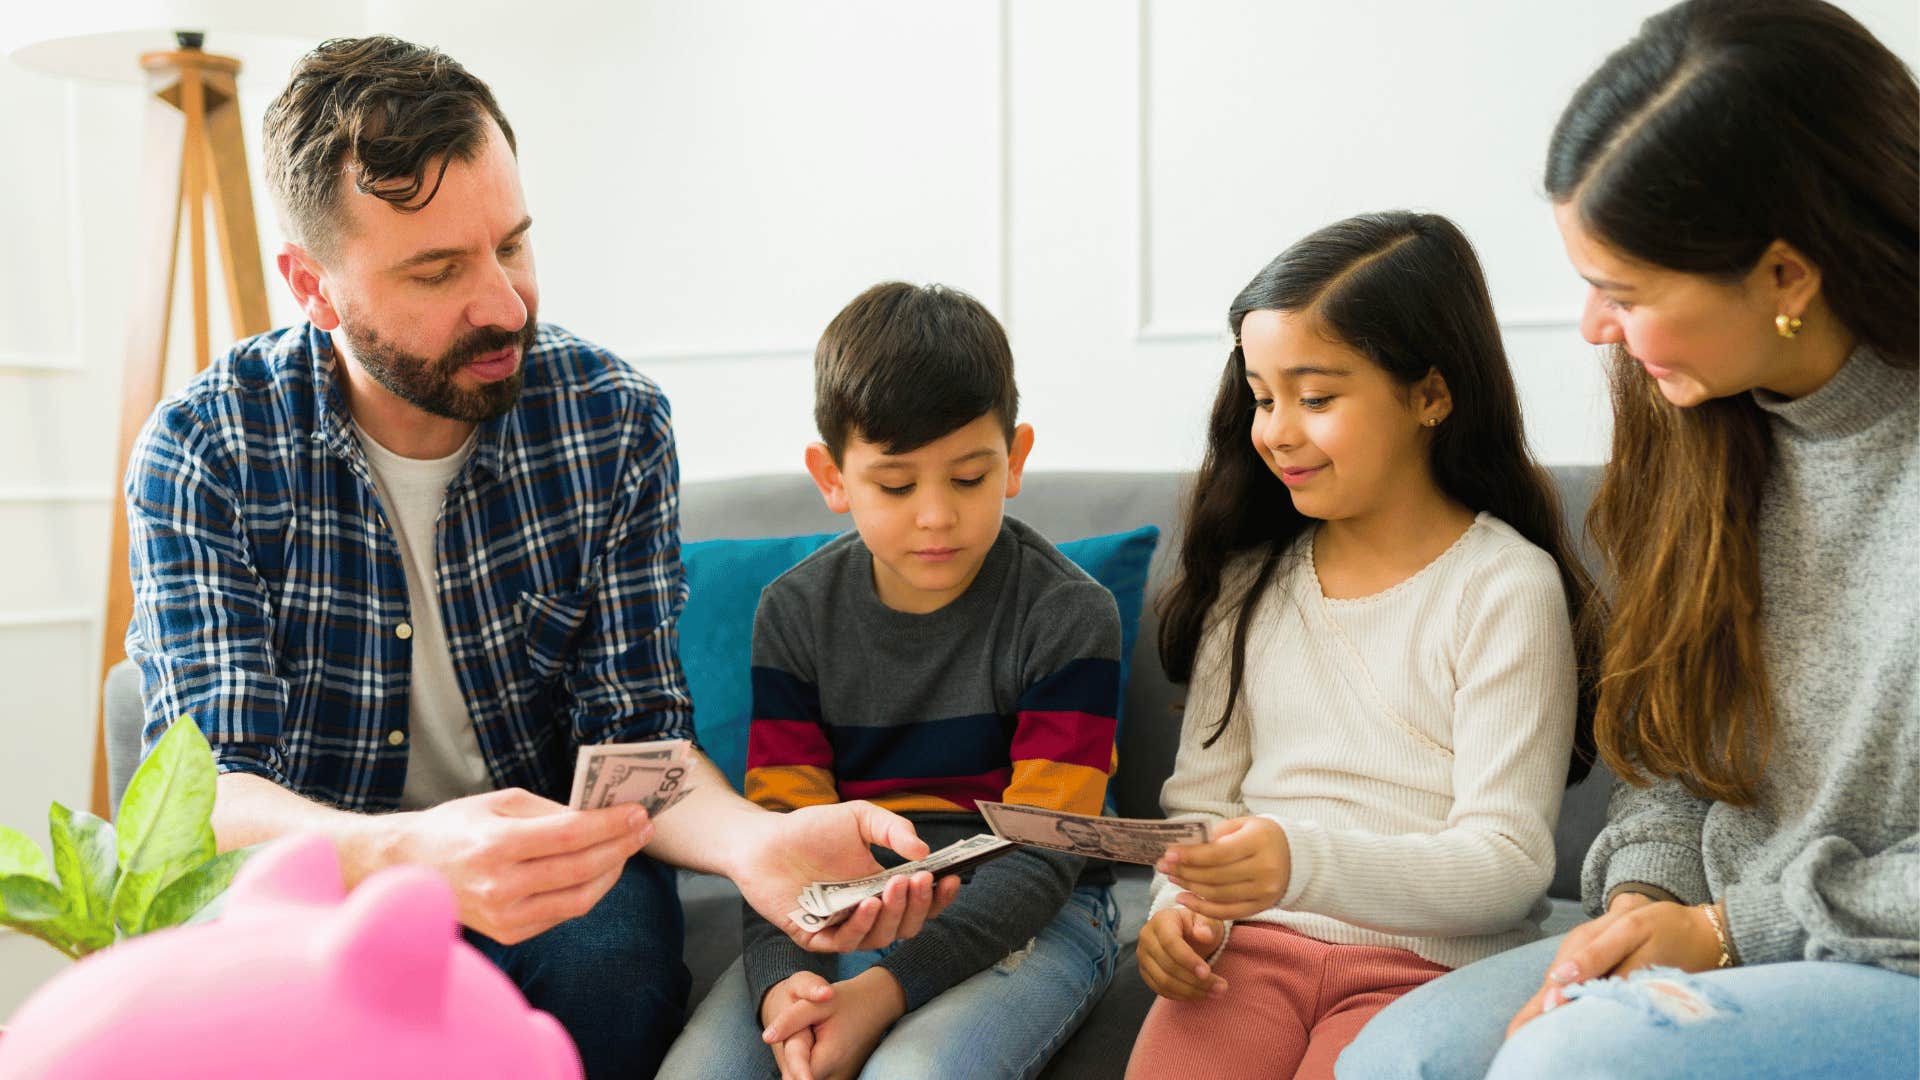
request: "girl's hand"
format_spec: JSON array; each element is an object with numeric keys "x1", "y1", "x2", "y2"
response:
[
  {"x1": 1506, "y1": 900, "x2": 1726, "y2": 1037},
  {"x1": 1138, "y1": 906, "x2": 1229, "y2": 1001},
  {"x1": 1156, "y1": 816, "x2": 1291, "y2": 921}
]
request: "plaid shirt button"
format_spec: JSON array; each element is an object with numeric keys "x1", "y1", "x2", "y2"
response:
[{"x1": 396, "y1": 621, "x2": 413, "y2": 640}]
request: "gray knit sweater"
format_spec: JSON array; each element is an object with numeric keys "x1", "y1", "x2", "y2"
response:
[{"x1": 1583, "y1": 348, "x2": 1919, "y2": 974}]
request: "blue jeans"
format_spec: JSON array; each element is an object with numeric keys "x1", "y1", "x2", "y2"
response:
[
  {"x1": 1338, "y1": 933, "x2": 1920, "y2": 1079},
  {"x1": 465, "y1": 854, "x2": 689, "y2": 1080},
  {"x1": 658, "y1": 884, "x2": 1121, "y2": 1080}
]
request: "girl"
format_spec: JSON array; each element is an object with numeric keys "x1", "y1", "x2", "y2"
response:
[
  {"x1": 1124, "y1": 211, "x2": 1598, "y2": 1080},
  {"x1": 1343, "y1": 2, "x2": 1918, "y2": 1077}
]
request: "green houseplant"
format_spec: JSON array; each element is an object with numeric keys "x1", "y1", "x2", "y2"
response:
[{"x1": 0, "y1": 717, "x2": 250, "y2": 958}]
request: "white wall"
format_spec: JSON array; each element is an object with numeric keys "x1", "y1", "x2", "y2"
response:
[{"x1": 2, "y1": 0, "x2": 1913, "y2": 1014}]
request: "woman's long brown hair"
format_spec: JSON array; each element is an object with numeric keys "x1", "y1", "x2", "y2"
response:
[{"x1": 1549, "y1": 0, "x2": 1918, "y2": 804}]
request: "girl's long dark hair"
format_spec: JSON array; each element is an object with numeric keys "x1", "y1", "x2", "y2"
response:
[
  {"x1": 1158, "y1": 211, "x2": 1600, "y2": 783},
  {"x1": 1547, "y1": 0, "x2": 1917, "y2": 804}
]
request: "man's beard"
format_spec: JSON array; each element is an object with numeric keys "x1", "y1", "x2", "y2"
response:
[{"x1": 341, "y1": 315, "x2": 539, "y2": 423}]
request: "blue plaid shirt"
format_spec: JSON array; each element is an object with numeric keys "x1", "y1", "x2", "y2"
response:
[{"x1": 125, "y1": 322, "x2": 694, "y2": 810}]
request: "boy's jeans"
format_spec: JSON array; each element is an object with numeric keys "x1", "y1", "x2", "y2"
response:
[
  {"x1": 1338, "y1": 932, "x2": 1920, "y2": 1079},
  {"x1": 659, "y1": 884, "x2": 1121, "y2": 1080}
]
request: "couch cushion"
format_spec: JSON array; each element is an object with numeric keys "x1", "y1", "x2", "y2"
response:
[{"x1": 680, "y1": 532, "x2": 840, "y2": 788}]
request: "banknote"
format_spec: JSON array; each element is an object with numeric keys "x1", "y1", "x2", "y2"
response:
[
  {"x1": 975, "y1": 801, "x2": 1211, "y2": 865},
  {"x1": 567, "y1": 739, "x2": 695, "y2": 816},
  {"x1": 799, "y1": 833, "x2": 1015, "y2": 917},
  {"x1": 787, "y1": 833, "x2": 1017, "y2": 932}
]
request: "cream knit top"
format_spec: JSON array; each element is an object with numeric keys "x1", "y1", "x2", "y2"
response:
[{"x1": 1149, "y1": 513, "x2": 1578, "y2": 970}]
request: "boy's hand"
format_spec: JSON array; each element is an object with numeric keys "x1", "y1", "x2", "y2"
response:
[
  {"x1": 1156, "y1": 815, "x2": 1291, "y2": 921},
  {"x1": 761, "y1": 968, "x2": 905, "y2": 1080},
  {"x1": 760, "y1": 971, "x2": 836, "y2": 1080},
  {"x1": 805, "y1": 968, "x2": 905, "y2": 1080},
  {"x1": 1138, "y1": 906, "x2": 1228, "y2": 1001}
]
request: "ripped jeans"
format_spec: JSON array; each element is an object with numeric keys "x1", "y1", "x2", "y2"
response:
[
  {"x1": 1337, "y1": 932, "x2": 1920, "y2": 1079},
  {"x1": 658, "y1": 885, "x2": 1119, "y2": 1080}
]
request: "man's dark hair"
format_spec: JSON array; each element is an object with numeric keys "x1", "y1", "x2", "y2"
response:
[
  {"x1": 263, "y1": 35, "x2": 516, "y2": 261},
  {"x1": 814, "y1": 282, "x2": 1018, "y2": 463}
]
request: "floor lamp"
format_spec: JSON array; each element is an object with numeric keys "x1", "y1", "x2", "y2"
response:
[
  {"x1": 96, "y1": 36, "x2": 274, "y2": 820},
  {"x1": 2, "y1": 8, "x2": 350, "y2": 819}
]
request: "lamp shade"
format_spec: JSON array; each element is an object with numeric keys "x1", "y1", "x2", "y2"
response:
[{"x1": 1, "y1": 1, "x2": 363, "y2": 85}]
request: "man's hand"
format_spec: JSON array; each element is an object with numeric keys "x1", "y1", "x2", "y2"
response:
[
  {"x1": 395, "y1": 787, "x2": 652, "y2": 944},
  {"x1": 734, "y1": 800, "x2": 961, "y2": 952},
  {"x1": 1155, "y1": 815, "x2": 1291, "y2": 921},
  {"x1": 1138, "y1": 906, "x2": 1228, "y2": 1001},
  {"x1": 1506, "y1": 894, "x2": 1723, "y2": 1036},
  {"x1": 760, "y1": 968, "x2": 904, "y2": 1080}
]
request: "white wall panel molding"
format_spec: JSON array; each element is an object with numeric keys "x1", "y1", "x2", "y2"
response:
[
  {"x1": 0, "y1": 351, "x2": 85, "y2": 374},
  {"x1": 0, "y1": 488, "x2": 112, "y2": 504},
  {"x1": 1129, "y1": 0, "x2": 1154, "y2": 340},
  {"x1": 990, "y1": 0, "x2": 1014, "y2": 325},
  {"x1": 615, "y1": 343, "x2": 814, "y2": 368},
  {"x1": 1139, "y1": 312, "x2": 1579, "y2": 347},
  {"x1": 0, "y1": 608, "x2": 95, "y2": 629}
]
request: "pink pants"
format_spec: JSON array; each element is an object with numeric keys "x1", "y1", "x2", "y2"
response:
[{"x1": 1126, "y1": 923, "x2": 1450, "y2": 1080}]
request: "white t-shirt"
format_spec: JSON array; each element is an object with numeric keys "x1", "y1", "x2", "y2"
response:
[{"x1": 354, "y1": 421, "x2": 495, "y2": 810}]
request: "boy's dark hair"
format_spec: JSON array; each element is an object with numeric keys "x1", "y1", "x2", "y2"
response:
[
  {"x1": 263, "y1": 35, "x2": 516, "y2": 262},
  {"x1": 814, "y1": 283, "x2": 1018, "y2": 462}
]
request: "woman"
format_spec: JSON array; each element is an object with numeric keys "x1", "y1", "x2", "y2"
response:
[{"x1": 1339, "y1": 1, "x2": 1917, "y2": 1076}]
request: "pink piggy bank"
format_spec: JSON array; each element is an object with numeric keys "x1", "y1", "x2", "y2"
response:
[{"x1": 0, "y1": 834, "x2": 580, "y2": 1080}]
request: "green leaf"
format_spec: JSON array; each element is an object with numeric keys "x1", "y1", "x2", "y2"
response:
[
  {"x1": 0, "y1": 873, "x2": 106, "y2": 957},
  {"x1": 48, "y1": 802, "x2": 117, "y2": 931},
  {"x1": 142, "y1": 847, "x2": 252, "y2": 933},
  {"x1": 0, "y1": 825, "x2": 51, "y2": 880},
  {"x1": 0, "y1": 873, "x2": 65, "y2": 920},
  {"x1": 112, "y1": 716, "x2": 218, "y2": 934},
  {"x1": 112, "y1": 826, "x2": 216, "y2": 939},
  {"x1": 117, "y1": 716, "x2": 219, "y2": 870}
]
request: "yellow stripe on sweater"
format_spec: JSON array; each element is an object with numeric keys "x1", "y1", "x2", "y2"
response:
[
  {"x1": 1003, "y1": 759, "x2": 1110, "y2": 817},
  {"x1": 746, "y1": 764, "x2": 838, "y2": 812}
]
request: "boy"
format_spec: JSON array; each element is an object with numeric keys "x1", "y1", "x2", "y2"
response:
[{"x1": 658, "y1": 283, "x2": 1124, "y2": 1079}]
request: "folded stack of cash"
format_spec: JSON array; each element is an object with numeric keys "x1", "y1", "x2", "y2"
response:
[
  {"x1": 567, "y1": 738, "x2": 695, "y2": 816},
  {"x1": 787, "y1": 833, "x2": 1016, "y2": 932},
  {"x1": 787, "y1": 805, "x2": 1213, "y2": 933}
]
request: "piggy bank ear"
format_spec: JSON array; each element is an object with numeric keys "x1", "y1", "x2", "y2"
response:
[
  {"x1": 322, "y1": 866, "x2": 458, "y2": 1022},
  {"x1": 221, "y1": 834, "x2": 348, "y2": 914}
]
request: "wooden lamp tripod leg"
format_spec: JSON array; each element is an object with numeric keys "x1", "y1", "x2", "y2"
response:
[{"x1": 90, "y1": 49, "x2": 270, "y2": 819}]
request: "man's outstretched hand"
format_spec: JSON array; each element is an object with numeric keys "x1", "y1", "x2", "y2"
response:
[{"x1": 734, "y1": 800, "x2": 961, "y2": 952}]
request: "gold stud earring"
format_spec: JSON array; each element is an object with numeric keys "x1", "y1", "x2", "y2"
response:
[
  {"x1": 1775, "y1": 313, "x2": 1803, "y2": 339},
  {"x1": 1423, "y1": 418, "x2": 1440, "y2": 427}
]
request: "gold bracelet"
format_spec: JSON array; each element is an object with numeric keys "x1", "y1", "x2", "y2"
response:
[{"x1": 1698, "y1": 903, "x2": 1735, "y2": 968}]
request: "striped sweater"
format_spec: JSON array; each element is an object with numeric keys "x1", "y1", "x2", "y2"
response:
[{"x1": 741, "y1": 516, "x2": 1122, "y2": 1010}]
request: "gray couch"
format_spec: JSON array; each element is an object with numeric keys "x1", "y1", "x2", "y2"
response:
[{"x1": 105, "y1": 468, "x2": 1613, "y2": 1079}]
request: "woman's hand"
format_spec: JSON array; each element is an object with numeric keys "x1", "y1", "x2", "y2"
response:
[{"x1": 1506, "y1": 898, "x2": 1727, "y2": 1036}]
